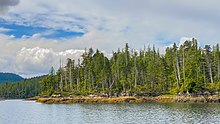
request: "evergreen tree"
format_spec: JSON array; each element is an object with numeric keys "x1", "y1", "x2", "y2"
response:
[{"x1": 38, "y1": 40, "x2": 220, "y2": 96}]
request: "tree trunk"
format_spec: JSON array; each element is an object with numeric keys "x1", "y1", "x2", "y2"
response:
[
  {"x1": 141, "y1": 70, "x2": 144, "y2": 85},
  {"x1": 176, "y1": 52, "x2": 180, "y2": 88},
  {"x1": 209, "y1": 63, "x2": 214, "y2": 83},
  {"x1": 60, "y1": 73, "x2": 63, "y2": 92},
  {"x1": 84, "y1": 68, "x2": 86, "y2": 92},
  {"x1": 103, "y1": 57, "x2": 106, "y2": 91},
  {"x1": 182, "y1": 49, "x2": 186, "y2": 88},
  {"x1": 218, "y1": 60, "x2": 220, "y2": 81},
  {"x1": 92, "y1": 73, "x2": 94, "y2": 89},
  {"x1": 65, "y1": 70, "x2": 67, "y2": 90},
  {"x1": 69, "y1": 62, "x2": 73, "y2": 91},
  {"x1": 203, "y1": 64, "x2": 206, "y2": 88},
  {"x1": 134, "y1": 55, "x2": 137, "y2": 87}
]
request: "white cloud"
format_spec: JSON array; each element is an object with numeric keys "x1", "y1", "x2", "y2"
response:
[
  {"x1": 0, "y1": 27, "x2": 11, "y2": 32},
  {"x1": 15, "y1": 47, "x2": 86, "y2": 77},
  {"x1": 21, "y1": 35, "x2": 30, "y2": 39},
  {"x1": 3, "y1": 0, "x2": 220, "y2": 47},
  {"x1": 1, "y1": 0, "x2": 220, "y2": 77},
  {"x1": 0, "y1": 31, "x2": 118, "y2": 77},
  {"x1": 16, "y1": 47, "x2": 54, "y2": 74}
]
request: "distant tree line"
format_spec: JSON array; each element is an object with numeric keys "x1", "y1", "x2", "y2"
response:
[
  {"x1": 0, "y1": 76, "x2": 43, "y2": 99},
  {"x1": 39, "y1": 39, "x2": 220, "y2": 96}
]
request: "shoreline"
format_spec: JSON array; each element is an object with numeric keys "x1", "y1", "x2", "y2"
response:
[
  {"x1": 0, "y1": 98, "x2": 24, "y2": 100},
  {"x1": 26, "y1": 95, "x2": 220, "y2": 104}
]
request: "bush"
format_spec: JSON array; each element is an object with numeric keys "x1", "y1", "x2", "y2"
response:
[
  {"x1": 187, "y1": 81, "x2": 196, "y2": 93},
  {"x1": 171, "y1": 86, "x2": 179, "y2": 95}
]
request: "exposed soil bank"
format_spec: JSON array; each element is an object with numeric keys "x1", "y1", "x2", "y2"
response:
[{"x1": 26, "y1": 95, "x2": 220, "y2": 104}]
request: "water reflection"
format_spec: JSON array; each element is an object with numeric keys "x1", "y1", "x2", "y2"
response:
[{"x1": 0, "y1": 100, "x2": 220, "y2": 124}]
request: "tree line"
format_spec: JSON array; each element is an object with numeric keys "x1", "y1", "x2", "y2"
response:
[
  {"x1": 40, "y1": 38, "x2": 220, "y2": 96},
  {"x1": 0, "y1": 76, "x2": 43, "y2": 99}
]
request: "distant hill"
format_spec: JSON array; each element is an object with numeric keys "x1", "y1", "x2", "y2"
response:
[
  {"x1": 0, "y1": 72, "x2": 24, "y2": 83},
  {"x1": 0, "y1": 75, "x2": 45, "y2": 99}
]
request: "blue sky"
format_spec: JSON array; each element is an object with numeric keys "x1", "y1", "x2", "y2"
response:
[
  {"x1": 0, "y1": 19, "x2": 84, "y2": 39},
  {"x1": 0, "y1": 0, "x2": 220, "y2": 77}
]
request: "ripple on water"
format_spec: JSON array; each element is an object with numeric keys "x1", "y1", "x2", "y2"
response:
[{"x1": 0, "y1": 100, "x2": 220, "y2": 124}]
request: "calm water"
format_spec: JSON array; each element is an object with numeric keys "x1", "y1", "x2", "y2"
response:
[{"x1": 0, "y1": 100, "x2": 220, "y2": 124}]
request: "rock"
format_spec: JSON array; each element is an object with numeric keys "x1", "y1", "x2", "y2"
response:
[
  {"x1": 134, "y1": 93, "x2": 149, "y2": 97},
  {"x1": 89, "y1": 94, "x2": 98, "y2": 98},
  {"x1": 100, "y1": 93, "x2": 108, "y2": 97},
  {"x1": 43, "y1": 95, "x2": 49, "y2": 98},
  {"x1": 212, "y1": 91, "x2": 219, "y2": 95},
  {"x1": 203, "y1": 91, "x2": 211, "y2": 96},
  {"x1": 51, "y1": 94, "x2": 62, "y2": 98}
]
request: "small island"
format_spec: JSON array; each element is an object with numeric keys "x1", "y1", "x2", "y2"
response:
[
  {"x1": 1, "y1": 39, "x2": 220, "y2": 103},
  {"x1": 24, "y1": 39, "x2": 220, "y2": 104}
]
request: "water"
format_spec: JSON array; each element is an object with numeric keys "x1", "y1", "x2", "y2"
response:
[{"x1": 0, "y1": 100, "x2": 220, "y2": 124}]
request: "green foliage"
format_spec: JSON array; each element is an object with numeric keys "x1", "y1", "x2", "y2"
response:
[
  {"x1": 171, "y1": 86, "x2": 179, "y2": 95},
  {"x1": 207, "y1": 82, "x2": 220, "y2": 93},
  {"x1": 186, "y1": 81, "x2": 197, "y2": 93},
  {"x1": 39, "y1": 40, "x2": 220, "y2": 96},
  {"x1": 5, "y1": 39, "x2": 220, "y2": 98},
  {"x1": 0, "y1": 76, "x2": 44, "y2": 99}
]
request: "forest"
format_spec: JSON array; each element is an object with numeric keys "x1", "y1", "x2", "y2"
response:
[
  {"x1": 0, "y1": 76, "x2": 43, "y2": 99},
  {"x1": 40, "y1": 38, "x2": 220, "y2": 97}
]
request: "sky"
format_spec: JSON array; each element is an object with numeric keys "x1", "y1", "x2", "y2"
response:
[{"x1": 0, "y1": 0, "x2": 220, "y2": 78}]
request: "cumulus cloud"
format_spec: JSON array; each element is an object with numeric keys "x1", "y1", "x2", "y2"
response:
[
  {"x1": 0, "y1": 0, "x2": 19, "y2": 14},
  {"x1": 1, "y1": 0, "x2": 220, "y2": 77},
  {"x1": 0, "y1": 47, "x2": 84, "y2": 78},
  {"x1": 16, "y1": 47, "x2": 56, "y2": 73},
  {"x1": 14, "y1": 47, "x2": 112, "y2": 77},
  {"x1": 0, "y1": 32, "x2": 116, "y2": 77},
  {"x1": 4, "y1": 0, "x2": 219, "y2": 47}
]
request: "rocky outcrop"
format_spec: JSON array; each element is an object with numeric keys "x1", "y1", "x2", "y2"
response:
[{"x1": 29, "y1": 95, "x2": 220, "y2": 104}]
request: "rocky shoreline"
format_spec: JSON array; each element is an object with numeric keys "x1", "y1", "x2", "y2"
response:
[{"x1": 26, "y1": 95, "x2": 220, "y2": 104}]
